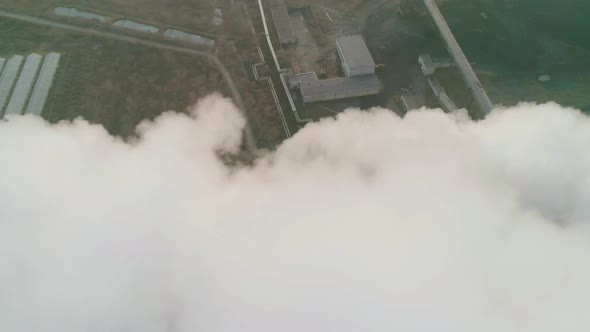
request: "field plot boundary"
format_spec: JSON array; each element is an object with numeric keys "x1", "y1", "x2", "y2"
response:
[{"x1": 0, "y1": 9, "x2": 257, "y2": 153}]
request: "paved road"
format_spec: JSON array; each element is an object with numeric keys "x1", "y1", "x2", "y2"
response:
[{"x1": 0, "y1": 9, "x2": 258, "y2": 154}]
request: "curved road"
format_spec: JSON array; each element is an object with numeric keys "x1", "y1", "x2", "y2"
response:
[{"x1": 0, "y1": 9, "x2": 258, "y2": 154}]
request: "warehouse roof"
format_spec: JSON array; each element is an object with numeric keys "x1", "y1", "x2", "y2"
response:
[
  {"x1": 289, "y1": 72, "x2": 381, "y2": 102},
  {"x1": 270, "y1": 1, "x2": 296, "y2": 45},
  {"x1": 336, "y1": 35, "x2": 376, "y2": 70}
]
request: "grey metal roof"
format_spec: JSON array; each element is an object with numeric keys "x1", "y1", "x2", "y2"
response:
[
  {"x1": 336, "y1": 35, "x2": 376, "y2": 70},
  {"x1": 290, "y1": 72, "x2": 381, "y2": 101},
  {"x1": 427, "y1": 77, "x2": 458, "y2": 112},
  {"x1": 270, "y1": 0, "x2": 296, "y2": 45},
  {"x1": 419, "y1": 54, "x2": 435, "y2": 75},
  {"x1": 25, "y1": 53, "x2": 61, "y2": 116}
]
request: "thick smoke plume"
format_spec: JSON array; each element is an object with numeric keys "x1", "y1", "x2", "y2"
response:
[{"x1": 1, "y1": 95, "x2": 590, "y2": 332}]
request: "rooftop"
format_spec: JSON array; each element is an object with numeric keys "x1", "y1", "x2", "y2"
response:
[
  {"x1": 289, "y1": 72, "x2": 381, "y2": 102},
  {"x1": 270, "y1": 0, "x2": 296, "y2": 45},
  {"x1": 336, "y1": 35, "x2": 376, "y2": 70}
]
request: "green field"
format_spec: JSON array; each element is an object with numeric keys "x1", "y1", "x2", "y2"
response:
[
  {"x1": 439, "y1": 0, "x2": 590, "y2": 111},
  {"x1": 0, "y1": 19, "x2": 229, "y2": 137},
  {"x1": 363, "y1": 0, "x2": 590, "y2": 114}
]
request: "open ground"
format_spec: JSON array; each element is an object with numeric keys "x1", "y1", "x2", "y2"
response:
[{"x1": 0, "y1": 1, "x2": 291, "y2": 149}]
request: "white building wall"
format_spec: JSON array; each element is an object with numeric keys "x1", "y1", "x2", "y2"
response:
[
  {"x1": 348, "y1": 65, "x2": 374, "y2": 77},
  {"x1": 337, "y1": 45, "x2": 351, "y2": 77}
]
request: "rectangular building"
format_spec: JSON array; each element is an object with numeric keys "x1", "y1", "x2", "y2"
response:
[
  {"x1": 288, "y1": 34, "x2": 381, "y2": 103},
  {"x1": 25, "y1": 53, "x2": 61, "y2": 117},
  {"x1": 112, "y1": 19, "x2": 159, "y2": 33},
  {"x1": 427, "y1": 77, "x2": 459, "y2": 113},
  {"x1": 4, "y1": 53, "x2": 42, "y2": 117},
  {"x1": 0, "y1": 55, "x2": 24, "y2": 116},
  {"x1": 336, "y1": 35, "x2": 376, "y2": 77},
  {"x1": 270, "y1": 0, "x2": 297, "y2": 45},
  {"x1": 163, "y1": 29, "x2": 215, "y2": 47},
  {"x1": 289, "y1": 72, "x2": 381, "y2": 103}
]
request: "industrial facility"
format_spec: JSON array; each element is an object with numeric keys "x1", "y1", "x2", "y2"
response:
[
  {"x1": 0, "y1": 52, "x2": 61, "y2": 118},
  {"x1": 289, "y1": 35, "x2": 381, "y2": 103},
  {"x1": 270, "y1": 0, "x2": 297, "y2": 45},
  {"x1": 421, "y1": 0, "x2": 494, "y2": 114},
  {"x1": 418, "y1": 54, "x2": 459, "y2": 113},
  {"x1": 337, "y1": 35, "x2": 376, "y2": 77}
]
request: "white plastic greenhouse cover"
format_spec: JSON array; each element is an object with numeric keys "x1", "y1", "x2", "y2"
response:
[
  {"x1": 25, "y1": 53, "x2": 61, "y2": 116},
  {"x1": 0, "y1": 55, "x2": 24, "y2": 117},
  {"x1": 4, "y1": 53, "x2": 42, "y2": 116}
]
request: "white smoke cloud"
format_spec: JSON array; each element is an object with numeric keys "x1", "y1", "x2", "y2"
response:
[{"x1": 1, "y1": 95, "x2": 590, "y2": 332}]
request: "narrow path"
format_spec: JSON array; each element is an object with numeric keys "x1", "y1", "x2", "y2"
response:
[{"x1": 0, "y1": 9, "x2": 258, "y2": 154}]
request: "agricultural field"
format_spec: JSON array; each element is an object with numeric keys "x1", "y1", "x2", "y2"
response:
[
  {"x1": 0, "y1": 19, "x2": 229, "y2": 137},
  {"x1": 221, "y1": 2, "x2": 291, "y2": 147},
  {"x1": 437, "y1": 0, "x2": 590, "y2": 112},
  {"x1": 0, "y1": 4, "x2": 289, "y2": 148}
]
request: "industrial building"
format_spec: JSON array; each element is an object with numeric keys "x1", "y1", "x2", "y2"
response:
[
  {"x1": 427, "y1": 77, "x2": 458, "y2": 112},
  {"x1": 0, "y1": 52, "x2": 61, "y2": 118},
  {"x1": 270, "y1": 0, "x2": 297, "y2": 45},
  {"x1": 336, "y1": 35, "x2": 376, "y2": 77},
  {"x1": 418, "y1": 53, "x2": 459, "y2": 113},
  {"x1": 418, "y1": 54, "x2": 454, "y2": 76},
  {"x1": 289, "y1": 72, "x2": 381, "y2": 103},
  {"x1": 422, "y1": 0, "x2": 494, "y2": 113},
  {"x1": 288, "y1": 35, "x2": 381, "y2": 103}
]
